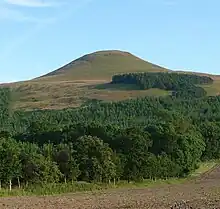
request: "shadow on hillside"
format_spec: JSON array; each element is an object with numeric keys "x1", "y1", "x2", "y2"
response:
[{"x1": 88, "y1": 83, "x2": 141, "y2": 91}]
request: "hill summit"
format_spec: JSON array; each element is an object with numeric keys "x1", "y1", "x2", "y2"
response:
[{"x1": 39, "y1": 50, "x2": 168, "y2": 81}]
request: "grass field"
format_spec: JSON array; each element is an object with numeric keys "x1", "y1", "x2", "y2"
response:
[{"x1": 202, "y1": 80, "x2": 220, "y2": 96}]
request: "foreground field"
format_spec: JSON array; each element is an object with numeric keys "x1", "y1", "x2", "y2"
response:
[{"x1": 1, "y1": 165, "x2": 220, "y2": 209}]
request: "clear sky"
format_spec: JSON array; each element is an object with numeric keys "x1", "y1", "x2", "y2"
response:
[{"x1": 0, "y1": 0, "x2": 219, "y2": 83}]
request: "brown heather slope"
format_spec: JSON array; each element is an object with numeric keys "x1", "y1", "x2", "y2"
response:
[{"x1": 4, "y1": 50, "x2": 220, "y2": 110}]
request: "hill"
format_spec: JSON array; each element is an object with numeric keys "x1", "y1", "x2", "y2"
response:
[
  {"x1": 37, "y1": 50, "x2": 168, "y2": 81},
  {"x1": 4, "y1": 50, "x2": 220, "y2": 110}
]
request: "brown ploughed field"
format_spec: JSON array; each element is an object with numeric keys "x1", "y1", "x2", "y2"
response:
[{"x1": 1, "y1": 166, "x2": 220, "y2": 209}]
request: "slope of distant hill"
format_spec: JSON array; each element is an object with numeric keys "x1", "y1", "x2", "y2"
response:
[
  {"x1": 37, "y1": 50, "x2": 168, "y2": 81},
  {"x1": 4, "y1": 50, "x2": 220, "y2": 110}
]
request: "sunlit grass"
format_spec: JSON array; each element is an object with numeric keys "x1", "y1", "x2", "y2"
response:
[{"x1": 189, "y1": 160, "x2": 218, "y2": 178}]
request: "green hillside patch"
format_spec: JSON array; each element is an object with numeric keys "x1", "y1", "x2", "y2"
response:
[{"x1": 201, "y1": 80, "x2": 220, "y2": 96}]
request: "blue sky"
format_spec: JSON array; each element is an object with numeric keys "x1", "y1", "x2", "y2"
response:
[{"x1": 0, "y1": 0, "x2": 219, "y2": 83}]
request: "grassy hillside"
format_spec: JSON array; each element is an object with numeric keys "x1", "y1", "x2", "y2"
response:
[
  {"x1": 4, "y1": 50, "x2": 220, "y2": 110},
  {"x1": 8, "y1": 50, "x2": 170, "y2": 110},
  {"x1": 38, "y1": 50, "x2": 168, "y2": 81}
]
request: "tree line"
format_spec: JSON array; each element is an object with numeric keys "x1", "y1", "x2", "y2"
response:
[
  {"x1": 112, "y1": 72, "x2": 213, "y2": 98},
  {"x1": 0, "y1": 85, "x2": 220, "y2": 189}
]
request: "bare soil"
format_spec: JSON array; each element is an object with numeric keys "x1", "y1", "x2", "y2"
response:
[{"x1": 1, "y1": 167, "x2": 220, "y2": 209}]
